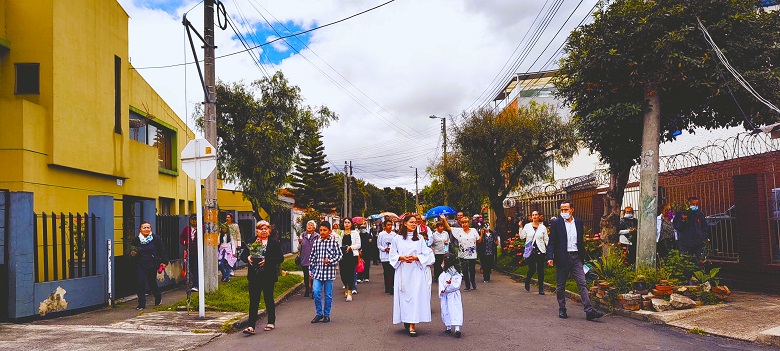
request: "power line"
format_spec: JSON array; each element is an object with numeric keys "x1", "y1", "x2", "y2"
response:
[{"x1": 132, "y1": 0, "x2": 398, "y2": 70}]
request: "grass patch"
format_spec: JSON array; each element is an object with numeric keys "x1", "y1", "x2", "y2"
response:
[
  {"x1": 687, "y1": 328, "x2": 706, "y2": 336},
  {"x1": 280, "y1": 255, "x2": 301, "y2": 272},
  {"x1": 498, "y1": 253, "x2": 581, "y2": 293},
  {"x1": 158, "y1": 273, "x2": 303, "y2": 313}
]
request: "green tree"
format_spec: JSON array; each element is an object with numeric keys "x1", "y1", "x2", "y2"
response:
[
  {"x1": 420, "y1": 153, "x2": 484, "y2": 216},
  {"x1": 553, "y1": 0, "x2": 780, "y2": 254},
  {"x1": 452, "y1": 103, "x2": 578, "y2": 240},
  {"x1": 289, "y1": 130, "x2": 340, "y2": 214},
  {"x1": 202, "y1": 71, "x2": 338, "y2": 219}
]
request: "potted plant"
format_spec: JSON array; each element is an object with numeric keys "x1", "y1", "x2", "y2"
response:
[{"x1": 248, "y1": 238, "x2": 266, "y2": 273}]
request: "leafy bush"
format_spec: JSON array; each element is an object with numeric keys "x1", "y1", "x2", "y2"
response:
[
  {"x1": 692, "y1": 267, "x2": 721, "y2": 287},
  {"x1": 591, "y1": 254, "x2": 633, "y2": 292},
  {"x1": 700, "y1": 291, "x2": 719, "y2": 305},
  {"x1": 635, "y1": 264, "x2": 671, "y2": 288},
  {"x1": 280, "y1": 256, "x2": 300, "y2": 271},
  {"x1": 660, "y1": 250, "x2": 698, "y2": 285}
]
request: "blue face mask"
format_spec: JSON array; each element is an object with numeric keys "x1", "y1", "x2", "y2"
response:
[
  {"x1": 690, "y1": 206, "x2": 699, "y2": 211},
  {"x1": 624, "y1": 214, "x2": 633, "y2": 219}
]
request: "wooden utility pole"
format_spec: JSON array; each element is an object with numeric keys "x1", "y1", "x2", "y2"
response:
[
  {"x1": 202, "y1": 0, "x2": 218, "y2": 293},
  {"x1": 636, "y1": 88, "x2": 660, "y2": 267},
  {"x1": 343, "y1": 162, "x2": 348, "y2": 218}
]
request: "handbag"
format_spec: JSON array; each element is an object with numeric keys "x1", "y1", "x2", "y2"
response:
[
  {"x1": 523, "y1": 226, "x2": 539, "y2": 259},
  {"x1": 356, "y1": 257, "x2": 365, "y2": 273},
  {"x1": 294, "y1": 254, "x2": 301, "y2": 266}
]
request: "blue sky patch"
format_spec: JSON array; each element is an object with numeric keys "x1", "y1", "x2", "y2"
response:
[
  {"x1": 231, "y1": 20, "x2": 313, "y2": 65},
  {"x1": 134, "y1": 0, "x2": 185, "y2": 14}
]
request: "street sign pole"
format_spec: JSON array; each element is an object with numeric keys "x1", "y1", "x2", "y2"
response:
[{"x1": 181, "y1": 138, "x2": 217, "y2": 318}]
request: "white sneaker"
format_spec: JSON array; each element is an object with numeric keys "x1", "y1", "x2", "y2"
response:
[
  {"x1": 230, "y1": 271, "x2": 235, "y2": 276},
  {"x1": 364, "y1": 279, "x2": 369, "y2": 282},
  {"x1": 190, "y1": 287, "x2": 198, "y2": 292},
  {"x1": 356, "y1": 279, "x2": 363, "y2": 283},
  {"x1": 352, "y1": 289, "x2": 358, "y2": 294}
]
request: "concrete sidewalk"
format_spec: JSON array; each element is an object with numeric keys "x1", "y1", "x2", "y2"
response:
[
  {"x1": 0, "y1": 266, "x2": 304, "y2": 351},
  {"x1": 502, "y1": 269, "x2": 780, "y2": 348}
]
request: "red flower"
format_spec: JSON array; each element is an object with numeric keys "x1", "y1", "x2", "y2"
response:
[
  {"x1": 516, "y1": 253, "x2": 522, "y2": 256},
  {"x1": 508, "y1": 245, "x2": 515, "y2": 249}
]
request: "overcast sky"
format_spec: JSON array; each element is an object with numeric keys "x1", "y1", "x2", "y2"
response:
[{"x1": 120, "y1": 0, "x2": 742, "y2": 195}]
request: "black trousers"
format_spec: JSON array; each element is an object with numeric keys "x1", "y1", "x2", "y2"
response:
[
  {"x1": 340, "y1": 254, "x2": 357, "y2": 290},
  {"x1": 525, "y1": 252, "x2": 546, "y2": 291},
  {"x1": 461, "y1": 259, "x2": 477, "y2": 289},
  {"x1": 433, "y1": 254, "x2": 445, "y2": 281},
  {"x1": 358, "y1": 257, "x2": 371, "y2": 280},
  {"x1": 302, "y1": 266, "x2": 311, "y2": 294},
  {"x1": 248, "y1": 278, "x2": 276, "y2": 327},
  {"x1": 135, "y1": 265, "x2": 161, "y2": 308},
  {"x1": 382, "y1": 262, "x2": 394, "y2": 292},
  {"x1": 481, "y1": 254, "x2": 495, "y2": 281}
]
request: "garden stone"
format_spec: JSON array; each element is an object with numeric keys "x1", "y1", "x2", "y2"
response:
[
  {"x1": 670, "y1": 293, "x2": 696, "y2": 309},
  {"x1": 652, "y1": 298, "x2": 672, "y2": 312}
]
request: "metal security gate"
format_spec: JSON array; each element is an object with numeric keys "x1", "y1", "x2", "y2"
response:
[{"x1": 0, "y1": 190, "x2": 9, "y2": 322}]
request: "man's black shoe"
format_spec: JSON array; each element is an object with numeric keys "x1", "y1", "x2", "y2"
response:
[
  {"x1": 539, "y1": 290, "x2": 545, "y2": 295},
  {"x1": 586, "y1": 310, "x2": 604, "y2": 321},
  {"x1": 311, "y1": 315, "x2": 323, "y2": 323},
  {"x1": 323, "y1": 316, "x2": 331, "y2": 323},
  {"x1": 524, "y1": 281, "x2": 530, "y2": 292},
  {"x1": 558, "y1": 308, "x2": 568, "y2": 319}
]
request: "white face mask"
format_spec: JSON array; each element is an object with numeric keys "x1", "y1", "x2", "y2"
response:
[
  {"x1": 560, "y1": 212, "x2": 571, "y2": 220},
  {"x1": 624, "y1": 214, "x2": 633, "y2": 219}
]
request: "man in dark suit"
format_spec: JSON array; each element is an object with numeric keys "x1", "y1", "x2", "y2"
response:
[{"x1": 546, "y1": 200, "x2": 604, "y2": 321}]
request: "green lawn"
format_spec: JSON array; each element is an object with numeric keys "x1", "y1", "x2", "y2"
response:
[
  {"x1": 279, "y1": 255, "x2": 301, "y2": 272},
  {"x1": 496, "y1": 254, "x2": 580, "y2": 293},
  {"x1": 158, "y1": 273, "x2": 303, "y2": 312}
]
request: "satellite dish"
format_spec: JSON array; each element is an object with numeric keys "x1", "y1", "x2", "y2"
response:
[{"x1": 503, "y1": 198, "x2": 516, "y2": 208}]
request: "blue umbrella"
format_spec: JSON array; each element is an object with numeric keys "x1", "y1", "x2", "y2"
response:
[
  {"x1": 424, "y1": 206, "x2": 457, "y2": 219},
  {"x1": 367, "y1": 214, "x2": 383, "y2": 220}
]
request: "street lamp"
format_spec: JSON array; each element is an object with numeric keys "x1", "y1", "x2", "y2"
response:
[{"x1": 410, "y1": 166, "x2": 419, "y2": 212}]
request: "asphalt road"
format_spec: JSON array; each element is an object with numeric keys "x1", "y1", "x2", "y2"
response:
[{"x1": 199, "y1": 264, "x2": 772, "y2": 351}]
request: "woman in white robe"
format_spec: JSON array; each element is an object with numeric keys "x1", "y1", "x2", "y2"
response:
[{"x1": 391, "y1": 215, "x2": 435, "y2": 337}]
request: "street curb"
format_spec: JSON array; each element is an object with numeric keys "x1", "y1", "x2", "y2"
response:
[
  {"x1": 611, "y1": 303, "x2": 728, "y2": 325},
  {"x1": 756, "y1": 326, "x2": 780, "y2": 347},
  {"x1": 230, "y1": 280, "x2": 304, "y2": 332}
]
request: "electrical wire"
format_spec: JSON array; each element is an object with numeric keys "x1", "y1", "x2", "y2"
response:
[{"x1": 132, "y1": 0, "x2": 398, "y2": 70}]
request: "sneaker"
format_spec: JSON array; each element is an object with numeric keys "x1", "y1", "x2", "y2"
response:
[
  {"x1": 364, "y1": 279, "x2": 369, "y2": 282},
  {"x1": 154, "y1": 299, "x2": 162, "y2": 306},
  {"x1": 352, "y1": 290, "x2": 357, "y2": 294},
  {"x1": 559, "y1": 308, "x2": 568, "y2": 319},
  {"x1": 230, "y1": 271, "x2": 235, "y2": 276},
  {"x1": 586, "y1": 310, "x2": 604, "y2": 321},
  {"x1": 190, "y1": 287, "x2": 198, "y2": 292},
  {"x1": 136, "y1": 306, "x2": 145, "y2": 311},
  {"x1": 356, "y1": 279, "x2": 363, "y2": 283},
  {"x1": 483, "y1": 280, "x2": 489, "y2": 283}
]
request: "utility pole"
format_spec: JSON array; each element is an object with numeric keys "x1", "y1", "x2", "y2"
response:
[
  {"x1": 343, "y1": 162, "x2": 348, "y2": 218},
  {"x1": 430, "y1": 115, "x2": 447, "y2": 205},
  {"x1": 410, "y1": 166, "x2": 419, "y2": 212},
  {"x1": 637, "y1": 87, "x2": 660, "y2": 267},
  {"x1": 202, "y1": 0, "x2": 218, "y2": 294},
  {"x1": 349, "y1": 161, "x2": 353, "y2": 218}
]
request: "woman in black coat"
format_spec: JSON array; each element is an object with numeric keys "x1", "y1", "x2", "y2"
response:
[
  {"x1": 130, "y1": 221, "x2": 168, "y2": 310},
  {"x1": 240, "y1": 220, "x2": 284, "y2": 334}
]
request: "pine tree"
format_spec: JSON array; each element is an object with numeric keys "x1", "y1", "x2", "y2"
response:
[{"x1": 289, "y1": 131, "x2": 339, "y2": 213}]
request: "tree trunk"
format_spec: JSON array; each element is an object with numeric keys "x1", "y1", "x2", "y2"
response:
[{"x1": 600, "y1": 165, "x2": 631, "y2": 258}]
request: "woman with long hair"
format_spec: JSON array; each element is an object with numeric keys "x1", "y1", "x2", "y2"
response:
[
  {"x1": 520, "y1": 211, "x2": 549, "y2": 294},
  {"x1": 338, "y1": 218, "x2": 361, "y2": 301},
  {"x1": 391, "y1": 215, "x2": 435, "y2": 337},
  {"x1": 218, "y1": 222, "x2": 237, "y2": 282}
]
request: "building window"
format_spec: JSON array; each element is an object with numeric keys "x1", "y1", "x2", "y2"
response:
[
  {"x1": 15, "y1": 63, "x2": 40, "y2": 95},
  {"x1": 115, "y1": 56, "x2": 122, "y2": 134},
  {"x1": 159, "y1": 197, "x2": 174, "y2": 215},
  {"x1": 129, "y1": 109, "x2": 175, "y2": 171}
]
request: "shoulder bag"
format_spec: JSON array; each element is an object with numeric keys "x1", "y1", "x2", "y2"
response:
[{"x1": 523, "y1": 226, "x2": 539, "y2": 259}]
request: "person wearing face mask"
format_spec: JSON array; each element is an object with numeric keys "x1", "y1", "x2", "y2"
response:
[
  {"x1": 130, "y1": 221, "x2": 168, "y2": 310},
  {"x1": 656, "y1": 203, "x2": 678, "y2": 259},
  {"x1": 673, "y1": 196, "x2": 709, "y2": 262},
  {"x1": 547, "y1": 200, "x2": 603, "y2": 321},
  {"x1": 618, "y1": 206, "x2": 638, "y2": 265}
]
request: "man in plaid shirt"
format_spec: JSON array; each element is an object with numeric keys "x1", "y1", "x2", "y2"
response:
[{"x1": 309, "y1": 221, "x2": 343, "y2": 323}]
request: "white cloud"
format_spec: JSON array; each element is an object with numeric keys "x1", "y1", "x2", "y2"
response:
[{"x1": 119, "y1": 0, "x2": 601, "y2": 193}]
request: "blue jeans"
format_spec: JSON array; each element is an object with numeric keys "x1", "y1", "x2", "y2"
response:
[
  {"x1": 312, "y1": 279, "x2": 333, "y2": 317},
  {"x1": 219, "y1": 258, "x2": 232, "y2": 280}
]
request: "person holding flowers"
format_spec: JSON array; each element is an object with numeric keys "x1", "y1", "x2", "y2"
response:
[
  {"x1": 130, "y1": 221, "x2": 168, "y2": 311},
  {"x1": 240, "y1": 220, "x2": 283, "y2": 334}
]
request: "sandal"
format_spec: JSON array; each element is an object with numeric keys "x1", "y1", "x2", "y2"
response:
[
  {"x1": 242, "y1": 327, "x2": 255, "y2": 335},
  {"x1": 264, "y1": 324, "x2": 275, "y2": 331},
  {"x1": 408, "y1": 329, "x2": 418, "y2": 337}
]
